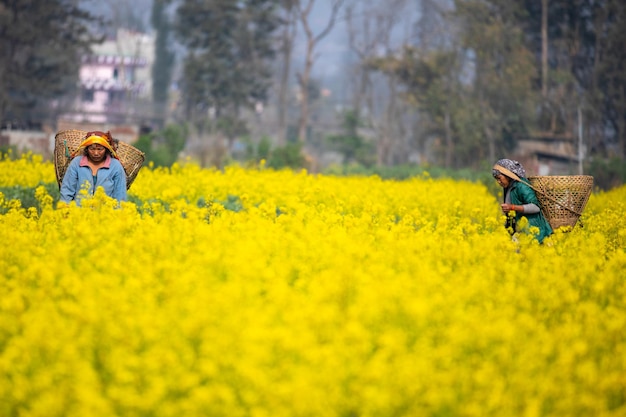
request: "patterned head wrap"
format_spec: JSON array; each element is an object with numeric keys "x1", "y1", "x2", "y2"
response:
[
  {"x1": 72, "y1": 131, "x2": 118, "y2": 158},
  {"x1": 492, "y1": 158, "x2": 526, "y2": 181}
]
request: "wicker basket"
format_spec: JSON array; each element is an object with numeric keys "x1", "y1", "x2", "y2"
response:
[
  {"x1": 54, "y1": 129, "x2": 145, "y2": 190},
  {"x1": 527, "y1": 175, "x2": 594, "y2": 230}
]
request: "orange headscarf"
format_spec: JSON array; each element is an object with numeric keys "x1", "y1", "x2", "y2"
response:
[{"x1": 72, "y1": 131, "x2": 118, "y2": 158}]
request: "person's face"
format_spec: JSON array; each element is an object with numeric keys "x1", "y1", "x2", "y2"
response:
[
  {"x1": 494, "y1": 173, "x2": 511, "y2": 188},
  {"x1": 87, "y1": 144, "x2": 107, "y2": 162}
]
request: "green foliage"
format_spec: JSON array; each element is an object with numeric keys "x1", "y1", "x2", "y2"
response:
[
  {"x1": 174, "y1": 0, "x2": 280, "y2": 135},
  {"x1": 325, "y1": 110, "x2": 376, "y2": 167},
  {"x1": 267, "y1": 142, "x2": 306, "y2": 170},
  {"x1": 134, "y1": 124, "x2": 188, "y2": 167},
  {"x1": 149, "y1": 146, "x2": 178, "y2": 168},
  {"x1": 593, "y1": 1, "x2": 626, "y2": 160},
  {"x1": 0, "y1": 0, "x2": 104, "y2": 124},
  {"x1": 214, "y1": 194, "x2": 244, "y2": 212},
  {"x1": 256, "y1": 136, "x2": 272, "y2": 161},
  {"x1": 362, "y1": 0, "x2": 626, "y2": 169},
  {"x1": 151, "y1": 0, "x2": 176, "y2": 109},
  {"x1": 216, "y1": 115, "x2": 248, "y2": 140},
  {"x1": 0, "y1": 145, "x2": 19, "y2": 158},
  {"x1": 0, "y1": 183, "x2": 59, "y2": 215},
  {"x1": 239, "y1": 137, "x2": 306, "y2": 170},
  {"x1": 133, "y1": 135, "x2": 152, "y2": 155},
  {"x1": 129, "y1": 194, "x2": 245, "y2": 217},
  {"x1": 133, "y1": 129, "x2": 151, "y2": 147},
  {"x1": 585, "y1": 157, "x2": 626, "y2": 191}
]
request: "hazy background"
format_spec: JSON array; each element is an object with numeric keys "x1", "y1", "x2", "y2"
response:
[
  {"x1": 3, "y1": 0, "x2": 625, "y2": 188},
  {"x1": 82, "y1": 0, "x2": 420, "y2": 107}
]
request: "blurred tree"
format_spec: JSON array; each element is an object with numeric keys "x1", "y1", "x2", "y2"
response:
[
  {"x1": 0, "y1": 0, "x2": 104, "y2": 127},
  {"x1": 267, "y1": 141, "x2": 305, "y2": 169},
  {"x1": 174, "y1": 0, "x2": 280, "y2": 163},
  {"x1": 584, "y1": 0, "x2": 626, "y2": 159},
  {"x1": 151, "y1": 0, "x2": 175, "y2": 127},
  {"x1": 518, "y1": 0, "x2": 626, "y2": 160},
  {"x1": 325, "y1": 109, "x2": 375, "y2": 166},
  {"x1": 371, "y1": 0, "x2": 535, "y2": 168},
  {"x1": 275, "y1": 0, "x2": 298, "y2": 146},
  {"x1": 369, "y1": 0, "x2": 626, "y2": 169},
  {"x1": 522, "y1": 0, "x2": 587, "y2": 140},
  {"x1": 102, "y1": 0, "x2": 149, "y2": 34},
  {"x1": 293, "y1": 0, "x2": 345, "y2": 144},
  {"x1": 370, "y1": 47, "x2": 463, "y2": 168},
  {"x1": 346, "y1": 0, "x2": 415, "y2": 167},
  {"x1": 453, "y1": 0, "x2": 536, "y2": 164},
  {"x1": 134, "y1": 123, "x2": 187, "y2": 167}
]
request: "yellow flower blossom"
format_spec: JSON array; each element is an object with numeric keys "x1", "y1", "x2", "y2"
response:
[{"x1": 0, "y1": 156, "x2": 625, "y2": 416}]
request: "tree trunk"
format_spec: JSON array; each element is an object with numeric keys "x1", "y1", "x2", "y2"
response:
[
  {"x1": 444, "y1": 110, "x2": 453, "y2": 168},
  {"x1": 617, "y1": 86, "x2": 626, "y2": 161},
  {"x1": 297, "y1": 41, "x2": 313, "y2": 144},
  {"x1": 384, "y1": 75, "x2": 399, "y2": 165},
  {"x1": 277, "y1": 9, "x2": 296, "y2": 146},
  {"x1": 485, "y1": 123, "x2": 495, "y2": 165},
  {"x1": 295, "y1": 0, "x2": 344, "y2": 144},
  {"x1": 541, "y1": 0, "x2": 548, "y2": 98}
]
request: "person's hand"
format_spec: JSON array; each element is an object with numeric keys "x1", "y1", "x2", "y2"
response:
[{"x1": 501, "y1": 203, "x2": 517, "y2": 213}]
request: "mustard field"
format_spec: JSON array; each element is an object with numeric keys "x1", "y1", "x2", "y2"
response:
[{"x1": 1, "y1": 154, "x2": 625, "y2": 417}]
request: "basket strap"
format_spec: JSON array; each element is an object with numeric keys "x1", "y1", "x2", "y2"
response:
[
  {"x1": 64, "y1": 140, "x2": 70, "y2": 158},
  {"x1": 493, "y1": 164, "x2": 583, "y2": 217}
]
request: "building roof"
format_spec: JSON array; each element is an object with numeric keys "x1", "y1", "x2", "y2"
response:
[
  {"x1": 80, "y1": 77, "x2": 146, "y2": 92},
  {"x1": 81, "y1": 55, "x2": 147, "y2": 67}
]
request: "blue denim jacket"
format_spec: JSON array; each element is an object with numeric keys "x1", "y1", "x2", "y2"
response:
[{"x1": 60, "y1": 155, "x2": 127, "y2": 205}]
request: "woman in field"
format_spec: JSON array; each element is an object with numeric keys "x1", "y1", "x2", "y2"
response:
[
  {"x1": 60, "y1": 131, "x2": 127, "y2": 205},
  {"x1": 492, "y1": 158, "x2": 552, "y2": 243}
]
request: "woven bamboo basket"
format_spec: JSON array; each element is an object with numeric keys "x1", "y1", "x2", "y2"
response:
[
  {"x1": 527, "y1": 175, "x2": 594, "y2": 230},
  {"x1": 54, "y1": 129, "x2": 145, "y2": 190}
]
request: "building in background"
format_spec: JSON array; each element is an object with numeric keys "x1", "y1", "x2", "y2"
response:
[
  {"x1": 58, "y1": 29, "x2": 156, "y2": 144},
  {"x1": 514, "y1": 131, "x2": 583, "y2": 176}
]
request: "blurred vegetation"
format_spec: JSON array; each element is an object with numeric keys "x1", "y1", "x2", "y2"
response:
[
  {"x1": 585, "y1": 157, "x2": 626, "y2": 191},
  {"x1": 0, "y1": 145, "x2": 19, "y2": 158},
  {"x1": 0, "y1": 0, "x2": 105, "y2": 126},
  {"x1": 3, "y1": 0, "x2": 626, "y2": 191},
  {"x1": 325, "y1": 110, "x2": 376, "y2": 168},
  {"x1": 0, "y1": 183, "x2": 60, "y2": 215},
  {"x1": 134, "y1": 124, "x2": 188, "y2": 167},
  {"x1": 323, "y1": 162, "x2": 501, "y2": 197}
]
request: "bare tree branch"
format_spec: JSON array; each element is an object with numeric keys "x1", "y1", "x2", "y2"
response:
[{"x1": 293, "y1": 0, "x2": 346, "y2": 146}]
